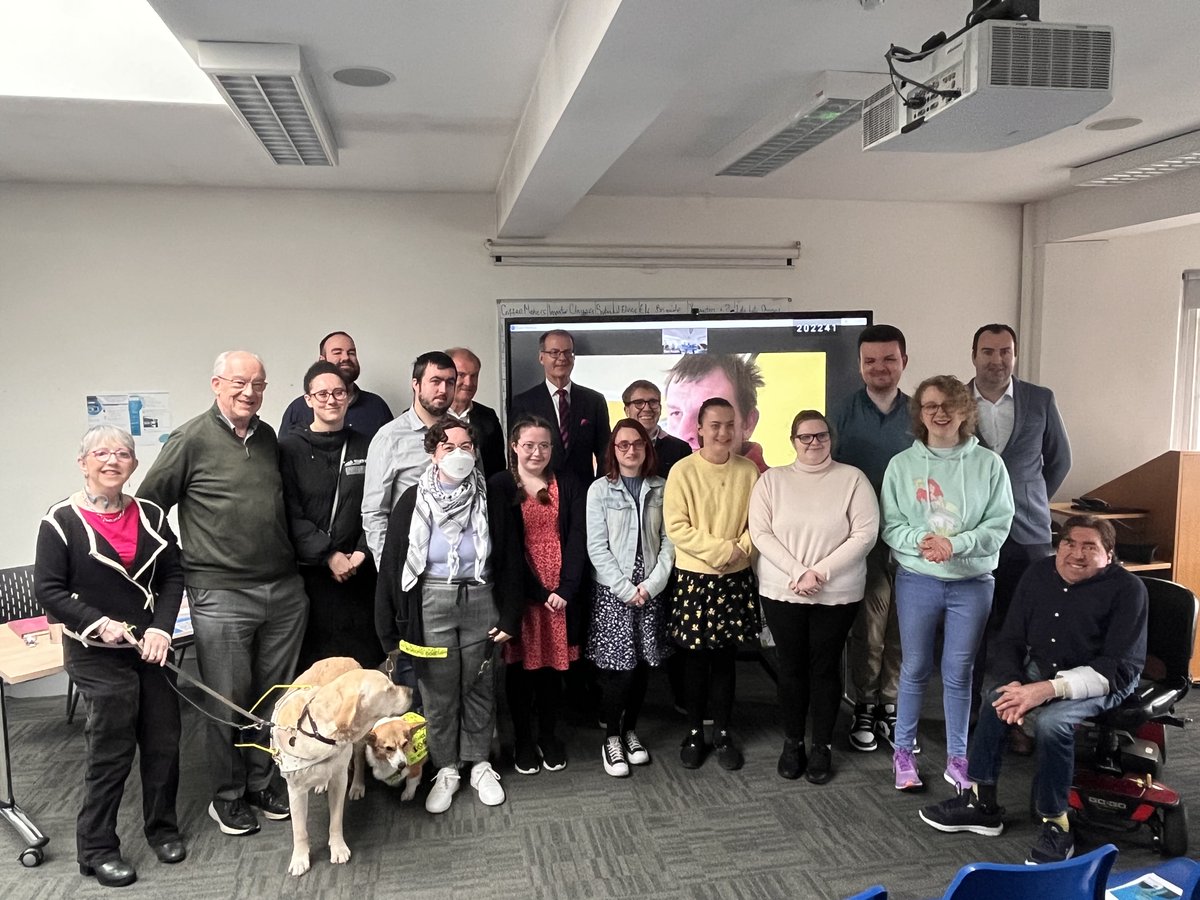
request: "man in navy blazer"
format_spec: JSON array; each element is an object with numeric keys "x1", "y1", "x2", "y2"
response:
[
  {"x1": 509, "y1": 329, "x2": 611, "y2": 482},
  {"x1": 969, "y1": 323, "x2": 1072, "y2": 728}
]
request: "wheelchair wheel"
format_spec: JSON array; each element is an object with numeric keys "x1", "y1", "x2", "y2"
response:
[{"x1": 1160, "y1": 804, "x2": 1188, "y2": 857}]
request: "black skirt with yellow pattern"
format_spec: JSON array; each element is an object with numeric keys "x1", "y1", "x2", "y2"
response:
[{"x1": 666, "y1": 567, "x2": 760, "y2": 651}]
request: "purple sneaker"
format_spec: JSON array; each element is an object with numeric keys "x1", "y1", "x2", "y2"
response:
[
  {"x1": 894, "y1": 748, "x2": 923, "y2": 792},
  {"x1": 944, "y1": 756, "x2": 972, "y2": 794}
]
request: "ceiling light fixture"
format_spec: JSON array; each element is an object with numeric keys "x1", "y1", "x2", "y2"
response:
[
  {"x1": 197, "y1": 42, "x2": 337, "y2": 166},
  {"x1": 1071, "y1": 129, "x2": 1200, "y2": 187},
  {"x1": 716, "y1": 72, "x2": 883, "y2": 178},
  {"x1": 485, "y1": 241, "x2": 801, "y2": 269}
]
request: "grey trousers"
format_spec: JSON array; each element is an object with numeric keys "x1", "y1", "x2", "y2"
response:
[
  {"x1": 847, "y1": 542, "x2": 902, "y2": 707},
  {"x1": 415, "y1": 580, "x2": 498, "y2": 768},
  {"x1": 188, "y1": 575, "x2": 308, "y2": 800}
]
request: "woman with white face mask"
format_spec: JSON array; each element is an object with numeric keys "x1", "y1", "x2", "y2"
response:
[
  {"x1": 376, "y1": 417, "x2": 522, "y2": 815},
  {"x1": 279, "y1": 361, "x2": 379, "y2": 670}
]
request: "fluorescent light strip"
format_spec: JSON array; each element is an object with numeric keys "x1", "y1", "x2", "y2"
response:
[
  {"x1": 486, "y1": 241, "x2": 801, "y2": 269},
  {"x1": 1072, "y1": 130, "x2": 1200, "y2": 187}
]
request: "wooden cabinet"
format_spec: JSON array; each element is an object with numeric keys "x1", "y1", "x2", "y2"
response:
[{"x1": 1054, "y1": 451, "x2": 1200, "y2": 679}]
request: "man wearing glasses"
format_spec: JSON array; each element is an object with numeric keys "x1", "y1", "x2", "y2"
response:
[
  {"x1": 278, "y1": 331, "x2": 393, "y2": 441},
  {"x1": 139, "y1": 350, "x2": 306, "y2": 838},
  {"x1": 622, "y1": 380, "x2": 691, "y2": 477},
  {"x1": 510, "y1": 329, "x2": 611, "y2": 482}
]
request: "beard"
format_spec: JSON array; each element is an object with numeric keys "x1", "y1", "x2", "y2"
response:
[
  {"x1": 419, "y1": 393, "x2": 450, "y2": 417},
  {"x1": 337, "y1": 361, "x2": 361, "y2": 384}
]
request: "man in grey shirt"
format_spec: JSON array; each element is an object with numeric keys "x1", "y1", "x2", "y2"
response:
[{"x1": 361, "y1": 351, "x2": 458, "y2": 565}]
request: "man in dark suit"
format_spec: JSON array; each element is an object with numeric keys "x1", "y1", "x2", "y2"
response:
[
  {"x1": 969, "y1": 323, "x2": 1073, "y2": 738},
  {"x1": 622, "y1": 379, "x2": 691, "y2": 477},
  {"x1": 509, "y1": 329, "x2": 611, "y2": 482},
  {"x1": 447, "y1": 347, "x2": 507, "y2": 478}
]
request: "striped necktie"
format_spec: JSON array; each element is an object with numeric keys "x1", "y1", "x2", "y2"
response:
[{"x1": 556, "y1": 388, "x2": 570, "y2": 450}]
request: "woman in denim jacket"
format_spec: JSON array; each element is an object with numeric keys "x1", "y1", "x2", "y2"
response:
[{"x1": 585, "y1": 419, "x2": 675, "y2": 777}]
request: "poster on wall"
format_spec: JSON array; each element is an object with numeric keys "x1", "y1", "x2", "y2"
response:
[{"x1": 86, "y1": 392, "x2": 171, "y2": 447}]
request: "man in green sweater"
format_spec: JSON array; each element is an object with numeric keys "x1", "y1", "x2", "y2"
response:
[{"x1": 139, "y1": 350, "x2": 306, "y2": 838}]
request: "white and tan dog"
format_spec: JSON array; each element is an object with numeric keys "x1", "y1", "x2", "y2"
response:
[
  {"x1": 271, "y1": 657, "x2": 413, "y2": 877},
  {"x1": 364, "y1": 714, "x2": 428, "y2": 801}
]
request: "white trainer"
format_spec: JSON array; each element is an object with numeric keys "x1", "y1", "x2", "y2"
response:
[
  {"x1": 425, "y1": 766, "x2": 460, "y2": 814},
  {"x1": 623, "y1": 731, "x2": 651, "y2": 766},
  {"x1": 602, "y1": 736, "x2": 630, "y2": 777},
  {"x1": 469, "y1": 761, "x2": 505, "y2": 806}
]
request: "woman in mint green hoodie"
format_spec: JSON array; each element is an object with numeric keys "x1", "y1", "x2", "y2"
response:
[{"x1": 880, "y1": 375, "x2": 1014, "y2": 795}]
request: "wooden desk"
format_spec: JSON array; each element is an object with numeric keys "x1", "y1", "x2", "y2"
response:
[{"x1": 0, "y1": 626, "x2": 59, "y2": 866}]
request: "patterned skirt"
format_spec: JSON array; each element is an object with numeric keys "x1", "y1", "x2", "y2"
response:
[
  {"x1": 667, "y1": 567, "x2": 761, "y2": 651},
  {"x1": 585, "y1": 553, "x2": 672, "y2": 671}
]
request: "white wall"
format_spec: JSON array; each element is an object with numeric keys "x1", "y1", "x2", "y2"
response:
[
  {"x1": 1038, "y1": 222, "x2": 1200, "y2": 500},
  {"x1": 1, "y1": 184, "x2": 1022, "y2": 566}
]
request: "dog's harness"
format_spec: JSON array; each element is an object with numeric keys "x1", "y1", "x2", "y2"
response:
[{"x1": 269, "y1": 687, "x2": 349, "y2": 776}]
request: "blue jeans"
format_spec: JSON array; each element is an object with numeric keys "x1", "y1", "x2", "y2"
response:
[
  {"x1": 894, "y1": 568, "x2": 993, "y2": 757},
  {"x1": 969, "y1": 677, "x2": 1125, "y2": 816}
]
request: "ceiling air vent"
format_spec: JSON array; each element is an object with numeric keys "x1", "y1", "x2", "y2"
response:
[
  {"x1": 197, "y1": 42, "x2": 337, "y2": 166},
  {"x1": 716, "y1": 71, "x2": 883, "y2": 177}
]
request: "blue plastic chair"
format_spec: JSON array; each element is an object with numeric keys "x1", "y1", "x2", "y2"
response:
[
  {"x1": 938, "y1": 843, "x2": 1118, "y2": 899},
  {"x1": 843, "y1": 887, "x2": 887, "y2": 900},
  {"x1": 1108, "y1": 858, "x2": 1200, "y2": 900}
]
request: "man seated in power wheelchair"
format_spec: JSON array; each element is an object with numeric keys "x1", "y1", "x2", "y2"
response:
[{"x1": 917, "y1": 514, "x2": 1149, "y2": 865}]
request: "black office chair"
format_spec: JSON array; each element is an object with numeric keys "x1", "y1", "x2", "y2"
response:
[
  {"x1": 0, "y1": 566, "x2": 40, "y2": 625},
  {"x1": 1069, "y1": 576, "x2": 1196, "y2": 856}
]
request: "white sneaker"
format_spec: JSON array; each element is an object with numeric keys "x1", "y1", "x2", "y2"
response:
[
  {"x1": 623, "y1": 731, "x2": 651, "y2": 766},
  {"x1": 469, "y1": 761, "x2": 505, "y2": 806},
  {"x1": 425, "y1": 766, "x2": 460, "y2": 814},
  {"x1": 602, "y1": 736, "x2": 630, "y2": 777}
]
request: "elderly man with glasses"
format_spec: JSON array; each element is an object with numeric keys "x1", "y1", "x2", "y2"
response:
[{"x1": 139, "y1": 350, "x2": 307, "y2": 839}]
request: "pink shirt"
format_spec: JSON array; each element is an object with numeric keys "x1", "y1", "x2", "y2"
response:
[{"x1": 80, "y1": 502, "x2": 142, "y2": 569}]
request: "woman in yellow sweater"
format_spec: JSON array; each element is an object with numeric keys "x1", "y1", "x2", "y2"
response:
[{"x1": 664, "y1": 397, "x2": 760, "y2": 770}]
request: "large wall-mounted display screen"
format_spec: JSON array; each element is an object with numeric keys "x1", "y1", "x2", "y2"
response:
[{"x1": 505, "y1": 310, "x2": 871, "y2": 469}]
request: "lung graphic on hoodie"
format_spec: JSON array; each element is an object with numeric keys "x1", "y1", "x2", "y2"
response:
[{"x1": 915, "y1": 477, "x2": 961, "y2": 535}]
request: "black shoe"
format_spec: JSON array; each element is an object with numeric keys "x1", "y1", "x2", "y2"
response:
[
  {"x1": 919, "y1": 792, "x2": 1005, "y2": 836},
  {"x1": 207, "y1": 798, "x2": 261, "y2": 836},
  {"x1": 245, "y1": 784, "x2": 290, "y2": 821},
  {"x1": 539, "y1": 737, "x2": 567, "y2": 772},
  {"x1": 777, "y1": 739, "x2": 806, "y2": 780},
  {"x1": 713, "y1": 730, "x2": 743, "y2": 771},
  {"x1": 514, "y1": 741, "x2": 541, "y2": 775},
  {"x1": 805, "y1": 744, "x2": 834, "y2": 785},
  {"x1": 680, "y1": 729, "x2": 707, "y2": 769},
  {"x1": 81, "y1": 857, "x2": 137, "y2": 887},
  {"x1": 151, "y1": 839, "x2": 187, "y2": 864},
  {"x1": 1026, "y1": 819, "x2": 1074, "y2": 865}
]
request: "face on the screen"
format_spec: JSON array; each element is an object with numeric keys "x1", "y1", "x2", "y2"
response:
[
  {"x1": 859, "y1": 341, "x2": 907, "y2": 393},
  {"x1": 663, "y1": 370, "x2": 757, "y2": 452}
]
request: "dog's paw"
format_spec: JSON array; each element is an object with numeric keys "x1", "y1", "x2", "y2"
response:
[
  {"x1": 400, "y1": 782, "x2": 418, "y2": 802},
  {"x1": 288, "y1": 853, "x2": 311, "y2": 877},
  {"x1": 348, "y1": 783, "x2": 366, "y2": 801},
  {"x1": 313, "y1": 784, "x2": 328, "y2": 795},
  {"x1": 330, "y1": 842, "x2": 351, "y2": 865}
]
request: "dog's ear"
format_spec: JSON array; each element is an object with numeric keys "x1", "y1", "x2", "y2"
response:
[{"x1": 365, "y1": 730, "x2": 379, "y2": 748}]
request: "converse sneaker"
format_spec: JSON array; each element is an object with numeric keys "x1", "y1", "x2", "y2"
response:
[
  {"x1": 425, "y1": 766, "x2": 460, "y2": 814},
  {"x1": 875, "y1": 703, "x2": 898, "y2": 749},
  {"x1": 602, "y1": 737, "x2": 630, "y2": 777},
  {"x1": 850, "y1": 704, "x2": 878, "y2": 752},
  {"x1": 623, "y1": 731, "x2": 650, "y2": 766},
  {"x1": 893, "y1": 747, "x2": 923, "y2": 791},
  {"x1": 514, "y1": 742, "x2": 541, "y2": 776},
  {"x1": 469, "y1": 761, "x2": 505, "y2": 806},
  {"x1": 944, "y1": 755, "x2": 973, "y2": 794},
  {"x1": 919, "y1": 792, "x2": 1005, "y2": 836},
  {"x1": 1026, "y1": 819, "x2": 1074, "y2": 865}
]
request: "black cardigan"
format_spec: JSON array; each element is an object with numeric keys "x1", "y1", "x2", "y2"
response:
[
  {"x1": 486, "y1": 470, "x2": 590, "y2": 645},
  {"x1": 375, "y1": 483, "x2": 524, "y2": 652},
  {"x1": 278, "y1": 425, "x2": 372, "y2": 566},
  {"x1": 35, "y1": 497, "x2": 185, "y2": 638}
]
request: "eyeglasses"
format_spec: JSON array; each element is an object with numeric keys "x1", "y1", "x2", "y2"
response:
[
  {"x1": 541, "y1": 349, "x2": 575, "y2": 360},
  {"x1": 920, "y1": 402, "x2": 956, "y2": 415},
  {"x1": 308, "y1": 388, "x2": 348, "y2": 403},
  {"x1": 626, "y1": 399, "x2": 661, "y2": 411},
  {"x1": 439, "y1": 442, "x2": 474, "y2": 453},
  {"x1": 792, "y1": 432, "x2": 830, "y2": 445},
  {"x1": 518, "y1": 441, "x2": 552, "y2": 453},
  {"x1": 216, "y1": 375, "x2": 268, "y2": 393},
  {"x1": 89, "y1": 448, "x2": 134, "y2": 462},
  {"x1": 615, "y1": 440, "x2": 646, "y2": 452}
]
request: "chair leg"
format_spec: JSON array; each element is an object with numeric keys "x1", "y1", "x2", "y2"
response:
[{"x1": 66, "y1": 679, "x2": 81, "y2": 725}]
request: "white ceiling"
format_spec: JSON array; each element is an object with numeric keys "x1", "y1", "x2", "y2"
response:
[{"x1": 2, "y1": 0, "x2": 1198, "y2": 236}]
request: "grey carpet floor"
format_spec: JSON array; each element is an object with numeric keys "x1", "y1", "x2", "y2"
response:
[{"x1": 0, "y1": 660, "x2": 1195, "y2": 900}]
